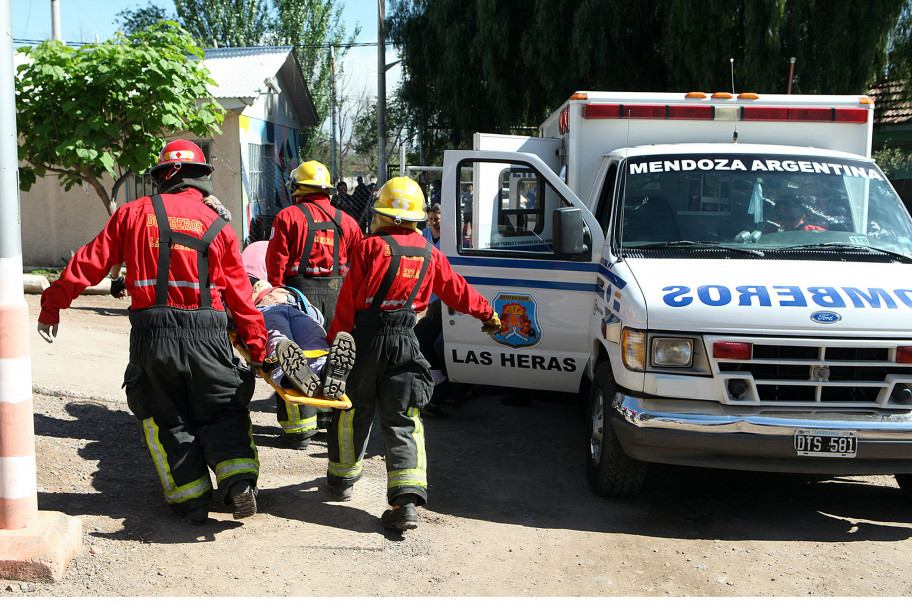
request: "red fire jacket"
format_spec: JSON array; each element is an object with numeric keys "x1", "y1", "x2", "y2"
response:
[
  {"x1": 327, "y1": 226, "x2": 494, "y2": 343},
  {"x1": 39, "y1": 189, "x2": 267, "y2": 361},
  {"x1": 265, "y1": 194, "x2": 362, "y2": 286}
]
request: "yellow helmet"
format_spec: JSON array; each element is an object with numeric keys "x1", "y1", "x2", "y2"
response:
[
  {"x1": 290, "y1": 160, "x2": 333, "y2": 196},
  {"x1": 373, "y1": 176, "x2": 427, "y2": 222}
]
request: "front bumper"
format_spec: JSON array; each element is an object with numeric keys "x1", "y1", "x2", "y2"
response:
[{"x1": 611, "y1": 391, "x2": 912, "y2": 474}]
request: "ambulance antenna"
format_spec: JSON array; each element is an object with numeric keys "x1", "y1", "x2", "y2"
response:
[{"x1": 730, "y1": 58, "x2": 739, "y2": 143}]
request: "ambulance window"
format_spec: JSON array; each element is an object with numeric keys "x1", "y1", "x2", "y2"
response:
[
  {"x1": 595, "y1": 162, "x2": 618, "y2": 234},
  {"x1": 455, "y1": 159, "x2": 572, "y2": 258}
]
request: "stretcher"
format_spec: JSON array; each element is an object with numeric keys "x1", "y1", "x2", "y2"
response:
[{"x1": 230, "y1": 330, "x2": 352, "y2": 410}]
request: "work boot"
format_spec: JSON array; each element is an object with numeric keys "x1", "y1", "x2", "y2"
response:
[
  {"x1": 322, "y1": 332, "x2": 356, "y2": 400},
  {"x1": 327, "y1": 484, "x2": 353, "y2": 502},
  {"x1": 282, "y1": 433, "x2": 311, "y2": 450},
  {"x1": 381, "y1": 503, "x2": 418, "y2": 531},
  {"x1": 419, "y1": 402, "x2": 448, "y2": 419},
  {"x1": 180, "y1": 504, "x2": 209, "y2": 526},
  {"x1": 228, "y1": 480, "x2": 257, "y2": 519},
  {"x1": 276, "y1": 339, "x2": 321, "y2": 397}
]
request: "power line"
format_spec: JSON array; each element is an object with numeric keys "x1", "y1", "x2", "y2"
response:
[{"x1": 13, "y1": 38, "x2": 395, "y2": 49}]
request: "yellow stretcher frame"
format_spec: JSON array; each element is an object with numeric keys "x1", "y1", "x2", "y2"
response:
[{"x1": 230, "y1": 330, "x2": 352, "y2": 410}]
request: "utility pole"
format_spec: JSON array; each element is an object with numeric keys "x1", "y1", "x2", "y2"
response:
[
  {"x1": 330, "y1": 45, "x2": 338, "y2": 184},
  {"x1": 0, "y1": 0, "x2": 81, "y2": 582},
  {"x1": 377, "y1": 0, "x2": 387, "y2": 185},
  {"x1": 51, "y1": 0, "x2": 61, "y2": 41}
]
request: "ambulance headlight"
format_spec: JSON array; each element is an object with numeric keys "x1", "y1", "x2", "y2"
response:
[
  {"x1": 651, "y1": 337, "x2": 694, "y2": 368},
  {"x1": 622, "y1": 329, "x2": 646, "y2": 371}
]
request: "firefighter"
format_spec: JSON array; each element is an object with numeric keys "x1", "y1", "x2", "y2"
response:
[
  {"x1": 324, "y1": 176, "x2": 501, "y2": 531},
  {"x1": 265, "y1": 160, "x2": 362, "y2": 449},
  {"x1": 37, "y1": 140, "x2": 268, "y2": 526}
]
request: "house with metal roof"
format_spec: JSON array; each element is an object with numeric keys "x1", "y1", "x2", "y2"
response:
[{"x1": 19, "y1": 45, "x2": 318, "y2": 266}]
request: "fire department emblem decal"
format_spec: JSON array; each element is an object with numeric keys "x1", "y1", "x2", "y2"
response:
[{"x1": 490, "y1": 292, "x2": 541, "y2": 349}]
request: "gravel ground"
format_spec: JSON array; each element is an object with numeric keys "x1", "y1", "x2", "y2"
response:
[{"x1": 6, "y1": 294, "x2": 912, "y2": 599}]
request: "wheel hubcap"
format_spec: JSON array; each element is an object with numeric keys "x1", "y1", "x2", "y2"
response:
[{"x1": 590, "y1": 392, "x2": 605, "y2": 465}]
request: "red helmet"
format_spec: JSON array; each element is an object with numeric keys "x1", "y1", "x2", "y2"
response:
[{"x1": 150, "y1": 140, "x2": 213, "y2": 182}]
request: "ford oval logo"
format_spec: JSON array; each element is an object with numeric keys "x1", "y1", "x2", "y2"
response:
[{"x1": 811, "y1": 311, "x2": 842, "y2": 324}]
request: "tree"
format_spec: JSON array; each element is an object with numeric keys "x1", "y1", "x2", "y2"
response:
[
  {"x1": 115, "y1": 2, "x2": 174, "y2": 35},
  {"x1": 388, "y1": 0, "x2": 906, "y2": 153},
  {"x1": 268, "y1": 0, "x2": 360, "y2": 159},
  {"x1": 174, "y1": 0, "x2": 273, "y2": 47},
  {"x1": 16, "y1": 23, "x2": 225, "y2": 216}
]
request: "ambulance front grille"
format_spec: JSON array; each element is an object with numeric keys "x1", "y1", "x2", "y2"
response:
[{"x1": 712, "y1": 339, "x2": 912, "y2": 408}]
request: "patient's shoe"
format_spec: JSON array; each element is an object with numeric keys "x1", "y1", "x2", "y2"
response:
[
  {"x1": 276, "y1": 339, "x2": 321, "y2": 397},
  {"x1": 322, "y1": 332, "x2": 356, "y2": 400}
]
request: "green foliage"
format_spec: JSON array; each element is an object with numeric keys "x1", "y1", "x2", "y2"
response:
[
  {"x1": 268, "y1": 0, "x2": 359, "y2": 159},
  {"x1": 389, "y1": 0, "x2": 906, "y2": 154},
  {"x1": 174, "y1": 0, "x2": 273, "y2": 47},
  {"x1": 874, "y1": 146, "x2": 912, "y2": 177},
  {"x1": 16, "y1": 22, "x2": 225, "y2": 216},
  {"x1": 116, "y1": 2, "x2": 174, "y2": 35}
]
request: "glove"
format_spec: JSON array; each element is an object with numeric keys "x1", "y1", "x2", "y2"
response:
[
  {"x1": 481, "y1": 311, "x2": 501, "y2": 336},
  {"x1": 203, "y1": 195, "x2": 232, "y2": 221},
  {"x1": 110, "y1": 275, "x2": 127, "y2": 299},
  {"x1": 37, "y1": 322, "x2": 58, "y2": 344}
]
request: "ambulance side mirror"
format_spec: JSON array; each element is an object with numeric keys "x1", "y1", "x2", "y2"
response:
[{"x1": 553, "y1": 207, "x2": 589, "y2": 258}]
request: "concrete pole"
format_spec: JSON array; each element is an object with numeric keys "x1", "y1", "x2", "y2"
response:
[
  {"x1": 0, "y1": 0, "x2": 37, "y2": 535},
  {"x1": 377, "y1": 0, "x2": 387, "y2": 185},
  {"x1": 0, "y1": 0, "x2": 81, "y2": 582},
  {"x1": 330, "y1": 45, "x2": 338, "y2": 184},
  {"x1": 51, "y1": 0, "x2": 61, "y2": 41}
]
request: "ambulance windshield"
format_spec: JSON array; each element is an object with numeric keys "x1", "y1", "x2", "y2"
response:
[{"x1": 620, "y1": 153, "x2": 912, "y2": 258}]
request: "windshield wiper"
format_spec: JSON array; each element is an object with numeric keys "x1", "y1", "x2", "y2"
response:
[
  {"x1": 625, "y1": 240, "x2": 765, "y2": 257},
  {"x1": 778, "y1": 242, "x2": 912, "y2": 263}
]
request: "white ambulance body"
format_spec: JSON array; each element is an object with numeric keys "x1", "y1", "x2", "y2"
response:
[{"x1": 439, "y1": 91, "x2": 912, "y2": 497}]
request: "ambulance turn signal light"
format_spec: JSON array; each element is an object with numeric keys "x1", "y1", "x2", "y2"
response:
[
  {"x1": 897, "y1": 346, "x2": 912, "y2": 364},
  {"x1": 713, "y1": 342, "x2": 752, "y2": 360}
]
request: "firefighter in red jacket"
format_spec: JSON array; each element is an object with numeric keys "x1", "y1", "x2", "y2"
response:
[
  {"x1": 37, "y1": 140, "x2": 268, "y2": 526},
  {"x1": 324, "y1": 176, "x2": 501, "y2": 531},
  {"x1": 265, "y1": 160, "x2": 362, "y2": 449}
]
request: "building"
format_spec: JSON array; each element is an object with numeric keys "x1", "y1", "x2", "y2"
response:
[{"x1": 19, "y1": 46, "x2": 318, "y2": 267}]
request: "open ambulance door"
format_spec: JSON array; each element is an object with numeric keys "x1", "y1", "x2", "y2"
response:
[{"x1": 440, "y1": 147, "x2": 605, "y2": 392}]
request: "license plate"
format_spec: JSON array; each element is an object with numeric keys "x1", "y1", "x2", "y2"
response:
[{"x1": 794, "y1": 429, "x2": 857, "y2": 457}]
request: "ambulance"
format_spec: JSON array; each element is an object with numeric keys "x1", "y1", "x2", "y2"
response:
[{"x1": 438, "y1": 91, "x2": 912, "y2": 497}]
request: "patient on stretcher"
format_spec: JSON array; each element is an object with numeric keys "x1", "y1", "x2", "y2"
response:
[{"x1": 252, "y1": 280, "x2": 355, "y2": 400}]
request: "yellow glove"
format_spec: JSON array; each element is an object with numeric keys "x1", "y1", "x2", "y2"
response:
[{"x1": 481, "y1": 311, "x2": 501, "y2": 335}]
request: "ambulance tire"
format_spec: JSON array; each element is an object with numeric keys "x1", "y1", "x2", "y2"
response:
[
  {"x1": 585, "y1": 362, "x2": 647, "y2": 498},
  {"x1": 895, "y1": 474, "x2": 912, "y2": 498}
]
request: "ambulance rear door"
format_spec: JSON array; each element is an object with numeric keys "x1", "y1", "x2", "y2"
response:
[{"x1": 440, "y1": 148, "x2": 604, "y2": 392}]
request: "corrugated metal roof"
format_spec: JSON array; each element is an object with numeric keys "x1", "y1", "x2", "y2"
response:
[{"x1": 202, "y1": 46, "x2": 296, "y2": 98}]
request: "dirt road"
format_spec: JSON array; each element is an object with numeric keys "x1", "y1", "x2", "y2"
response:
[{"x1": 7, "y1": 293, "x2": 912, "y2": 597}]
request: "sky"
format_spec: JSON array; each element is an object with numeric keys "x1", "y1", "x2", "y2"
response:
[{"x1": 10, "y1": 0, "x2": 402, "y2": 102}]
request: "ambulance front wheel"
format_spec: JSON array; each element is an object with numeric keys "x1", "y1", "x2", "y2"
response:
[{"x1": 586, "y1": 361, "x2": 647, "y2": 498}]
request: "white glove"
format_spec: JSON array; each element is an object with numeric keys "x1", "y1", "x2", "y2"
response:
[{"x1": 37, "y1": 322, "x2": 58, "y2": 344}]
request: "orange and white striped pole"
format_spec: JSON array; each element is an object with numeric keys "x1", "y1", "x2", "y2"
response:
[
  {"x1": 0, "y1": 0, "x2": 37, "y2": 531},
  {"x1": 0, "y1": 0, "x2": 80, "y2": 582}
]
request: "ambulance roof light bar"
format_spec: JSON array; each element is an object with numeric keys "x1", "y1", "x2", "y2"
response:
[{"x1": 581, "y1": 102, "x2": 869, "y2": 124}]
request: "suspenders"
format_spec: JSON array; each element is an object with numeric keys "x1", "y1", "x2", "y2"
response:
[
  {"x1": 151, "y1": 194, "x2": 226, "y2": 307},
  {"x1": 369, "y1": 232, "x2": 433, "y2": 312},
  {"x1": 296, "y1": 203, "x2": 343, "y2": 277}
]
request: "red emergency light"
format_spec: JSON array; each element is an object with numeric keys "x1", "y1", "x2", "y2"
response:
[
  {"x1": 582, "y1": 103, "x2": 869, "y2": 123},
  {"x1": 713, "y1": 342, "x2": 753, "y2": 360},
  {"x1": 897, "y1": 346, "x2": 912, "y2": 364}
]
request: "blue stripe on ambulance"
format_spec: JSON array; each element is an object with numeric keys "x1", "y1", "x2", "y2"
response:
[{"x1": 449, "y1": 257, "x2": 601, "y2": 292}]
